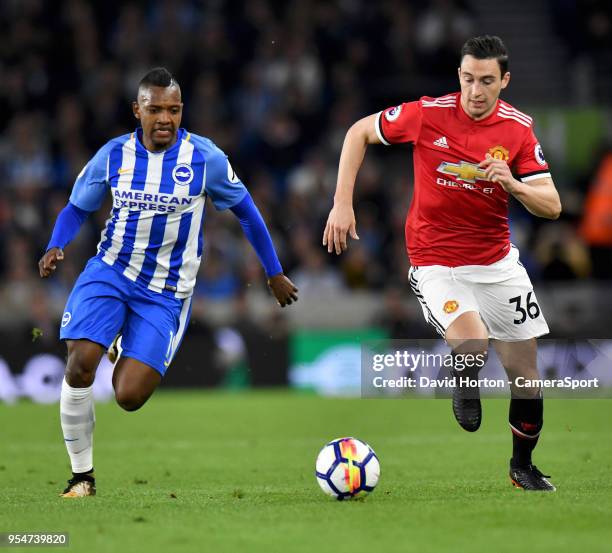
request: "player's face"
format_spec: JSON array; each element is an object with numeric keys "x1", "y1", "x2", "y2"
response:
[
  {"x1": 458, "y1": 56, "x2": 510, "y2": 120},
  {"x1": 133, "y1": 85, "x2": 183, "y2": 152}
]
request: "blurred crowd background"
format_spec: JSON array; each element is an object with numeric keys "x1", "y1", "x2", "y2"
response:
[{"x1": 1, "y1": 0, "x2": 612, "y2": 381}]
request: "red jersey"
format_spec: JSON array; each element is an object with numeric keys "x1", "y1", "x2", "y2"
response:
[{"x1": 377, "y1": 92, "x2": 551, "y2": 267}]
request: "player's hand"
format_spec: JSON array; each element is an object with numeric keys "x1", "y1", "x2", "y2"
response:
[
  {"x1": 38, "y1": 247, "x2": 64, "y2": 278},
  {"x1": 267, "y1": 274, "x2": 299, "y2": 307},
  {"x1": 478, "y1": 153, "x2": 522, "y2": 193},
  {"x1": 322, "y1": 202, "x2": 359, "y2": 255}
]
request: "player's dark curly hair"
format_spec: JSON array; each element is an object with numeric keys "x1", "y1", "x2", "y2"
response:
[
  {"x1": 138, "y1": 67, "x2": 179, "y2": 90},
  {"x1": 461, "y1": 35, "x2": 509, "y2": 76}
]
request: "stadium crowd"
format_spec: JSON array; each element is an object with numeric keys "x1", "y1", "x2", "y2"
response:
[{"x1": 1, "y1": 0, "x2": 610, "y2": 333}]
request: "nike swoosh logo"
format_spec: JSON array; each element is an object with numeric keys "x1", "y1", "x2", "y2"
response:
[
  {"x1": 64, "y1": 438, "x2": 79, "y2": 442},
  {"x1": 118, "y1": 168, "x2": 133, "y2": 175}
]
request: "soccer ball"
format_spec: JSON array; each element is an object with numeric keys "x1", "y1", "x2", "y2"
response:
[{"x1": 315, "y1": 437, "x2": 380, "y2": 500}]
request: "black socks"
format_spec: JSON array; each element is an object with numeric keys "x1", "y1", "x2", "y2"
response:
[{"x1": 509, "y1": 393, "x2": 543, "y2": 467}]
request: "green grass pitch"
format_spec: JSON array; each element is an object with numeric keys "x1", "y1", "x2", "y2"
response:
[{"x1": 1, "y1": 391, "x2": 611, "y2": 553}]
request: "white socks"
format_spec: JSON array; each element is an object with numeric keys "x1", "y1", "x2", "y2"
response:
[{"x1": 60, "y1": 378, "x2": 95, "y2": 474}]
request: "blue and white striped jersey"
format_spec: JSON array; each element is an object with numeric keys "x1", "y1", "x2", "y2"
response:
[{"x1": 70, "y1": 128, "x2": 247, "y2": 298}]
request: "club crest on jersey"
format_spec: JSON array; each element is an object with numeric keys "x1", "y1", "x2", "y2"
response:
[
  {"x1": 488, "y1": 145, "x2": 509, "y2": 161},
  {"x1": 443, "y1": 300, "x2": 459, "y2": 314},
  {"x1": 437, "y1": 161, "x2": 487, "y2": 184},
  {"x1": 172, "y1": 163, "x2": 194, "y2": 185},
  {"x1": 535, "y1": 143, "x2": 546, "y2": 166},
  {"x1": 385, "y1": 105, "x2": 402, "y2": 122}
]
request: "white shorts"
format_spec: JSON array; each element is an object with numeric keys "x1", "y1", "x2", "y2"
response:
[{"x1": 408, "y1": 245, "x2": 549, "y2": 342}]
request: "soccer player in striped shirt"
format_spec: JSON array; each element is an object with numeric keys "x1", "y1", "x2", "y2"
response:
[
  {"x1": 324, "y1": 36, "x2": 561, "y2": 491},
  {"x1": 39, "y1": 68, "x2": 298, "y2": 497}
]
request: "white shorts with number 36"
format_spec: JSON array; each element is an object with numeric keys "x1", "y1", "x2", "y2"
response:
[{"x1": 408, "y1": 245, "x2": 549, "y2": 342}]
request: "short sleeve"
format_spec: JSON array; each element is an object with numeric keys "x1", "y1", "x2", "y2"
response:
[
  {"x1": 205, "y1": 149, "x2": 248, "y2": 210},
  {"x1": 514, "y1": 127, "x2": 551, "y2": 182},
  {"x1": 376, "y1": 101, "x2": 423, "y2": 145},
  {"x1": 69, "y1": 142, "x2": 113, "y2": 211}
]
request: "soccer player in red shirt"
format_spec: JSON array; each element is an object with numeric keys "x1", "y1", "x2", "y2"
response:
[{"x1": 323, "y1": 35, "x2": 561, "y2": 491}]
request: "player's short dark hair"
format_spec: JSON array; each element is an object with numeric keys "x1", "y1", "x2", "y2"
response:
[
  {"x1": 461, "y1": 35, "x2": 509, "y2": 76},
  {"x1": 138, "y1": 67, "x2": 180, "y2": 90}
]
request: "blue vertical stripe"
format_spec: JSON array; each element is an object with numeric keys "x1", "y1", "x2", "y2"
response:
[
  {"x1": 164, "y1": 212, "x2": 193, "y2": 290},
  {"x1": 98, "y1": 142, "x2": 125, "y2": 254},
  {"x1": 191, "y1": 146, "x2": 206, "y2": 260},
  {"x1": 189, "y1": 148, "x2": 205, "y2": 197},
  {"x1": 130, "y1": 138, "x2": 148, "y2": 191},
  {"x1": 158, "y1": 146, "x2": 179, "y2": 194},
  {"x1": 197, "y1": 204, "x2": 206, "y2": 258},
  {"x1": 115, "y1": 141, "x2": 149, "y2": 267},
  {"x1": 98, "y1": 209, "x2": 119, "y2": 255},
  {"x1": 108, "y1": 142, "x2": 123, "y2": 188},
  {"x1": 138, "y1": 213, "x2": 168, "y2": 286},
  {"x1": 115, "y1": 211, "x2": 141, "y2": 268}
]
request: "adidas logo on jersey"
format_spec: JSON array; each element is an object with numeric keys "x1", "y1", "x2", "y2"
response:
[{"x1": 433, "y1": 136, "x2": 449, "y2": 148}]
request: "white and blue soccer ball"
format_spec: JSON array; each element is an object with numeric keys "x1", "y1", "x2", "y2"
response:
[{"x1": 315, "y1": 437, "x2": 380, "y2": 500}]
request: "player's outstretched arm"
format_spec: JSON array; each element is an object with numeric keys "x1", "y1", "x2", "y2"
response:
[
  {"x1": 229, "y1": 192, "x2": 298, "y2": 307},
  {"x1": 38, "y1": 202, "x2": 91, "y2": 278},
  {"x1": 323, "y1": 113, "x2": 381, "y2": 255}
]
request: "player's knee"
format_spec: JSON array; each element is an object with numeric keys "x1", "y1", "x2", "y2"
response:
[
  {"x1": 65, "y1": 348, "x2": 98, "y2": 387},
  {"x1": 115, "y1": 388, "x2": 149, "y2": 412},
  {"x1": 451, "y1": 349, "x2": 488, "y2": 375},
  {"x1": 446, "y1": 312, "x2": 488, "y2": 344},
  {"x1": 451, "y1": 336, "x2": 488, "y2": 371}
]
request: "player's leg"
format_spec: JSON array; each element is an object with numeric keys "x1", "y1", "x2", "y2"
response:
[
  {"x1": 65, "y1": 339, "x2": 106, "y2": 387},
  {"x1": 464, "y1": 246, "x2": 553, "y2": 490},
  {"x1": 58, "y1": 258, "x2": 128, "y2": 497},
  {"x1": 446, "y1": 313, "x2": 489, "y2": 432},
  {"x1": 409, "y1": 266, "x2": 488, "y2": 431},
  {"x1": 494, "y1": 339, "x2": 555, "y2": 491},
  {"x1": 112, "y1": 357, "x2": 161, "y2": 411},
  {"x1": 112, "y1": 293, "x2": 191, "y2": 411},
  {"x1": 60, "y1": 339, "x2": 105, "y2": 497}
]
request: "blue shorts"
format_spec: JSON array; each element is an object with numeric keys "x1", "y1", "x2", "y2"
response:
[{"x1": 60, "y1": 257, "x2": 192, "y2": 376}]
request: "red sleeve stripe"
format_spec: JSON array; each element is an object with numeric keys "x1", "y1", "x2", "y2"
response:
[{"x1": 375, "y1": 111, "x2": 391, "y2": 146}]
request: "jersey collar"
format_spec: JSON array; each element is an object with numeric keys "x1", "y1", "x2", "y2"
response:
[
  {"x1": 456, "y1": 97, "x2": 499, "y2": 125},
  {"x1": 135, "y1": 127, "x2": 186, "y2": 154}
]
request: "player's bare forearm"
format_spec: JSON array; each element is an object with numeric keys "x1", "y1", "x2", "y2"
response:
[
  {"x1": 479, "y1": 154, "x2": 561, "y2": 219},
  {"x1": 324, "y1": 114, "x2": 381, "y2": 254},
  {"x1": 333, "y1": 116, "x2": 378, "y2": 204},
  {"x1": 507, "y1": 177, "x2": 562, "y2": 219}
]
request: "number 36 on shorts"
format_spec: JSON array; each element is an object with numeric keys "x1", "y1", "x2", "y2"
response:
[{"x1": 509, "y1": 291, "x2": 541, "y2": 325}]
